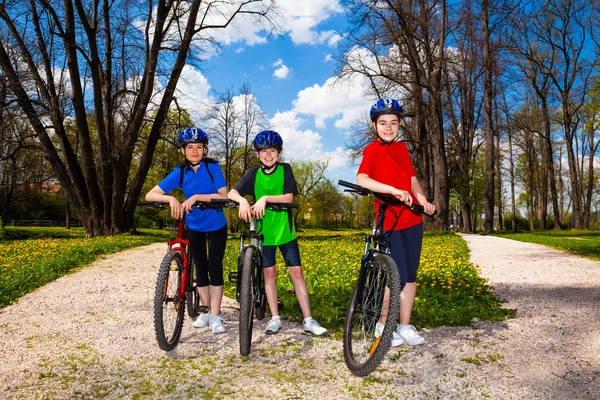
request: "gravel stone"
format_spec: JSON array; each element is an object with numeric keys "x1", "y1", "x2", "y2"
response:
[{"x1": 0, "y1": 234, "x2": 599, "y2": 399}]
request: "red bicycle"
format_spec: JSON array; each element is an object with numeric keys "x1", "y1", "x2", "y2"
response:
[{"x1": 139, "y1": 200, "x2": 226, "y2": 351}]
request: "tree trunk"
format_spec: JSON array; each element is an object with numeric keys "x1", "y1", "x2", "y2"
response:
[{"x1": 482, "y1": 0, "x2": 494, "y2": 233}]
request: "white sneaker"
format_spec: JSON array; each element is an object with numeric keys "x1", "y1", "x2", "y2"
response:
[
  {"x1": 303, "y1": 318, "x2": 328, "y2": 336},
  {"x1": 209, "y1": 316, "x2": 226, "y2": 334},
  {"x1": 375, "y1": 322, "x2": 406, "y2": 347},
  {"x1": 265, "y1": 317, "x2": 281, "y2": 334},
  {"x1": 192, "y1": 312, "x2": 211, "y2": 328},
  {"x1": 397, "y1": 324, "x2": 425, "y2": 346}
]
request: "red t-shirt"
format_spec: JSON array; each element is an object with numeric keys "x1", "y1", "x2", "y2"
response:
[{"x1": 357, "y1": 139, "x2": 423, "y2": 231}]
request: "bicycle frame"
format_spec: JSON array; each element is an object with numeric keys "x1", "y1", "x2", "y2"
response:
[
  {"x1": 355, "y1": 201, "x2": 392, "y2": 309},
  {"x1": 166, "y1": 220, "x2": 191, "y2": 303}
]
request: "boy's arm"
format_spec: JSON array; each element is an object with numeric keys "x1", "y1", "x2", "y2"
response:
[
  {"x1": 357, "y1": 173, "x2": 413, "y2": 205},
  {"x1": 145, "y1": 185, "x2": 184, "y2": 219},
  {"x1": 228, "y1": 188, "x2": 253, "y2": 222},
  {"x1": 252, "y1": 193, "x2": 293, "y2": 220},
  {"x1": 411, "y1": 177, "x2": 436, "y2": 215}
]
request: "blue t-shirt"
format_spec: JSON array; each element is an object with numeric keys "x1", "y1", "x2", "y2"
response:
[{"x1": 158, "y1": 161, "x2": 227, "y2": 232}]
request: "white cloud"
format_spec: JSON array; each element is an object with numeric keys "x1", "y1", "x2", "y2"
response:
[
  {"x1": 269, "y1": 110, "x2": 351, "y2": 173},
  {"x1": 172, "y1": 65, "x2": 212, "y2": 120},
  {"x1": 327, "y1": 33, "x2": 343, "y2": 47},
  {"x1": 292, "y1": 74, "x2": 372, "y2": 129},
  {"x1": 134, "y1": 1, "x2": 344, "y2": 60},
  {"x1": 272, "y1": 59, "x2": 291, "y2": 80},
  {"x1": 324, "y1": 54, "x2": 333, "y2": 62},
  {"x1": 276, "y1": 0, "x2": 344, "y2": 45}
]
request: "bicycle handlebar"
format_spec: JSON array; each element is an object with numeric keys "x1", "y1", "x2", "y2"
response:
[
  {"x1": 338, "y1": 180, "x2": 435, "y2": 216},
  {"x1": 213, "y1": 198, "x2": 298, "y2": 211},
  {"x1": 138, "y1": 199, "x2": 232, "y2": 210},
  {"x1": 139, "y1": 199, "x2": 298, "y2": 211}
]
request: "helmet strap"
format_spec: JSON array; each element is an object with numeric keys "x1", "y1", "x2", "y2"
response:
[
  {"x1": 260, "y1": 161, "x2": 278, "y2": 174},
  {"x1": 188, "y1": 160, "x2": 201, "y2": 167}
]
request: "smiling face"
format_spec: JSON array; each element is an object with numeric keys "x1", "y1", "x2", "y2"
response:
[
  {"x1": 181, "y1": 143, "x2": 205, "y2": 163},
  {"x1": 373, "y1": 114, "x2": 400, "y2": 143},
  {"x1": 257, "y1": 147, "x2": 280, "y2": 170}
]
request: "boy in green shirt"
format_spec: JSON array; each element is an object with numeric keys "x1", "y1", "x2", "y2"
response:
[{"x1": 228, "y1": 130, "x2": 327, "y2": 336}]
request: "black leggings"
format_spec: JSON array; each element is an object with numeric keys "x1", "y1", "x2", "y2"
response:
[{"x1": 187, "y1": 225, "x2": 227, "y2": 287}]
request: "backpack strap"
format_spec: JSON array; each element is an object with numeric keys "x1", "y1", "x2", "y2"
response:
[
  {"x1": 203, "y1": 159, "x2": 215, "y2": 185},
  {"x1": 179, "y1": 160, "x2": 216, "y2": 188}
]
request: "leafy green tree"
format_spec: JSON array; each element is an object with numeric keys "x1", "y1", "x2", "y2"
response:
[
  {"x1": 0, "y1": 0, "x2": 276, "y2": 236},
  {"x1": 290, "y1": 159, "x2": 329, "y2": 226}
]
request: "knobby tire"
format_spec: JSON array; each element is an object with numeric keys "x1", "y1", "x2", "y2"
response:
[
  {"x1": 239, "y1": 247, "x2": 256, "y2": 356},
  {"x1": 186, "y1": 253, "x2": 200, "y2": 318},
  {"x1": 154, "y1": 250, "x2": 185, "y2": 351},
  {"x1": 343, "y1": 253, "x2": 401, "y2": 376}
]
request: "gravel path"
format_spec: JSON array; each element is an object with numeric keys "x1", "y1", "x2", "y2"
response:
[{"x1": 1, "y1": 234, "x2": 599, "y2": 399}]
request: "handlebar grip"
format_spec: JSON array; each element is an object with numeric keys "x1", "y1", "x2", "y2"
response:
[
  {"x1": 338, "y1": 180, "x2": 360, "y2": 190},
  {"x1": 266, "y1": 202, "x2": 298, "y2": 211},
  {"x1": 138, "y1": 201, "x2": 166, "y2": 208},
  {"x1": 338, "y1": 180, "x2": 372, "y2": 196}
]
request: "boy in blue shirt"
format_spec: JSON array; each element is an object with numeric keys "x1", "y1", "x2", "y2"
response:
[{"x1": 146, "y1": 128, "x2": 229, "y2": 334}]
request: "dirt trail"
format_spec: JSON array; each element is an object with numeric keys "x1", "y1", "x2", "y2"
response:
[{"x1": 0, "y1": 235, "x2": 599, "y2": 399}]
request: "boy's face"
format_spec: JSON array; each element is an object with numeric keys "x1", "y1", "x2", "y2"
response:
[
  {"x1": 181, "y1": 143, "x2": 205, "y2": 163},
  {"x1": 373, "y1": 114, "x2": 400, "y2": 142},
  {"x1": 257, "y1": 147, "x2": 280, "y2": 168}
]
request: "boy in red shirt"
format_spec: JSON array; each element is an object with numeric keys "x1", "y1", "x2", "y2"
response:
[{"x1": 357, "y1": 98, "x2": 436, "y2": 346}]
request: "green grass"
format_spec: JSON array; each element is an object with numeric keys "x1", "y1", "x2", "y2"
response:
[
  {"x1": 1, "y1": 227, "x2": 513, "y2": 333},
  {"x1": 0, "y1": 227, "x2": 171, "y2": 307},
  {"x1": 493, "y1": 229, "x2": 600, "y2": 260},
  {"x1": 222, "y1": 229, "x2": 514, "y2": 334}
]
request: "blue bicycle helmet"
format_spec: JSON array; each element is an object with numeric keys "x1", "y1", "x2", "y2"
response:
[
  {"x1": 178, "y1": 127, "x2": 209, "y2": 147},
  {"x1": 369, "y1": 98, "x2": 403, "y2": 122},
  {"x1": 253, "y1": 130, "x2": 283, "y2": 152}
]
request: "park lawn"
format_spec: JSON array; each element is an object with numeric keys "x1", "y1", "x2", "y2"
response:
[
  {"x1": 222, "y1": 229, "x2": 514, "y2": 335},
  {"x1": 0, "y1": 227, "x2": 171, "y2": 308},
  {"x1": 1, "y1": 227, "x2": 514, "y2": 334},
  {"x1": 493, "y1": 229, "x2": 600, "y2": 260}
]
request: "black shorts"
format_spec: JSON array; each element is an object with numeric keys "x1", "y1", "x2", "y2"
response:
[
  {"x1": 262, "y1": 239, "x2": 302, "y2": 268},
  {"x1": 386, "y1": 223, "x2": 423, "y2": 284}
]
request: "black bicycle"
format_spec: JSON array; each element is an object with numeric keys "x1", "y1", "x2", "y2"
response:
[
  {"x1": 138, "y1": 200, "x2": 227, "y2": 351},
  {"x1": 338, "y1": 180, "x2": 432, "y2": 376},
  {"x1": 225, "y1": 199, "x2": 297, "y2": 356}
]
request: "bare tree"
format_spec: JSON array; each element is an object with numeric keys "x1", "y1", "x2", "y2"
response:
[
  {"x1": 238, "y1": 83, "x2": 268, "y2": 174},
  {"x1": 340, "y1": 0, "x2": 449, "y2": 229},
  {"x1": 0, "y1": 0, "x2": 276, "y2": 236},
  {"x1": 526, "y1": 0, "x2": 599, "y2": 228}
]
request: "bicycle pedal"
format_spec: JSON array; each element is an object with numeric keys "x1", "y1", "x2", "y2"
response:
[{"x1": 228, "y1": 272, "x2": 238, "y2": 284}]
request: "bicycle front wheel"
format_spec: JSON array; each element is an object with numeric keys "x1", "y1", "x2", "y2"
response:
[
  {"x1": 186, "y1": 252, "x2": 200, "y2": 318},
  {"x1": 154, "y1": 250, "x2": 185, "y2": 351},
  {"x1": 343, "y1": 253, "x2": 401, "y2": 376},
  {"x1": 238, "y1": 247, "x2": 257, "y2": 356}
]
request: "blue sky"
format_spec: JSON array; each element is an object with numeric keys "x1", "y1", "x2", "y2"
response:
[{"x1": 166, "y1": 1, "x2": 376, "y2": 186}]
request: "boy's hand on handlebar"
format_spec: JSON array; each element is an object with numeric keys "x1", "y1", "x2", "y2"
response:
[
  {"x1": 422, "y1": 201, "x2": 436, "y2": 215},
  {"x1": 168, "y1": 197, "x2": 184, "y2": 219},
  {"x1": 251, "y1": 197, "x2": 267, "y2": 219},
  {"x1": 237, "y1": 198, "x2": 253, "y2": 222},
  {"x1": 391, "y1": 188, "x2": 412, "y2": 206}
]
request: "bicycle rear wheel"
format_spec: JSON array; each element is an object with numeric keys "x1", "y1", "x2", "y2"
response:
[
  {"x1": 186, "y1": 252, "x2": 200, "y2": 318},
  {"x1": 239, "y1": 247, "x2": 257, "y2": 356},
  {"x1": 343, "y1": 253, "x2": 401, "y2": 376},
  {"x1": 154, "y1": 250, "x2": 185, "y2": 351}
]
